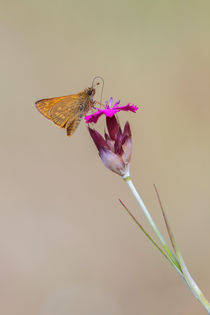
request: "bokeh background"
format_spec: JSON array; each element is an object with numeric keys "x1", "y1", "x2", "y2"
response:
[{"x1": 1, "y1": 0, "x2": 210, "y2": 314}]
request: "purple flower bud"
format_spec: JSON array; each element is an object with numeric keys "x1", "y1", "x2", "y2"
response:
[{"x1": 88, "y1": 116, "x2": 132, "y2": 177}]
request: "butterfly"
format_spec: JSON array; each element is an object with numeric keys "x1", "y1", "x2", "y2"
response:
[{"x1": 35, "y1": 87, "x2": 96, "y2": 136}]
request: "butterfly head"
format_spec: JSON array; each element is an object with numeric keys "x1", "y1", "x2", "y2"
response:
[{"x1": 86, "y1": 87, "x2": 96, "y2": 99}]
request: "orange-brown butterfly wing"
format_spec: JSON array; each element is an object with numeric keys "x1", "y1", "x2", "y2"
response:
[
  {"x1": 49, "y1": 95, "x2": 79, "y2": 128},
  {"x1": 35, "y1": 94, "x2": 80, "y2": 128},
  {"x1": 66, "y1": 113, "x2": 84, "y2": 136},
  {"x1": 35, "y1": 88, "x2": 95, "y2": 136},
  {"x1": 35, "y1": 96, "x2": 67, "y2": 120}
]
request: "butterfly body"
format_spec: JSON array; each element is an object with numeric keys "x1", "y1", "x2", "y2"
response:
[{"x1": 35, "y1": 87, "x2": 95, "y2": 136}]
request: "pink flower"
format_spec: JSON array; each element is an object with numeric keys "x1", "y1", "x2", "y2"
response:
[
  {"x1": 88, "y1": 115, "x2": 132, "y2": 177},
  {"x1": 85, "y1": 97, "x2": 138, "y2": 124}
]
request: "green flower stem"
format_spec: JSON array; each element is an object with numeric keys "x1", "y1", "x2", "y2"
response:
[
  {"x1": 153, "y1": 183, "x2": 210, "y2": 313},
  {"x1": 172, "y1": 237, "x2": 210, "y2": 313},
  {"x1": 123, "y1": 175, "x2": 181, "y2": 271},
  {"x1": 123, "y1": 174, "x2": 210, "y2": 314}
]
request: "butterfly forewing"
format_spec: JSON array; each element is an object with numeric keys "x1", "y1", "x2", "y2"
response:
[
  {"x1": 49, "y1": 95, "x2": 80, "y2": 128},
  {"x1": 35, "y1": 96, "x2": 67, "y2": 120}
]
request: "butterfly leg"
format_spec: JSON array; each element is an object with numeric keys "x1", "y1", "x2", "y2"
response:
[{"x1": 93, "y1": 100, "x2": 106, "y2": 108}]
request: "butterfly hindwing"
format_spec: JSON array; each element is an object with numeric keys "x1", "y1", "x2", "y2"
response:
[{"x1": 66, "y1": 113, "x2": 83, "y2": 136}]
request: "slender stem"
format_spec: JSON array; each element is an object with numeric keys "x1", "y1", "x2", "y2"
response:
[
  {"x1": 176, "y1": 249, "x2": 210, "y2": 313},
  {"x1": 153, "y1": 184, "x2": 210, "y2": 312},
  {"x1": 124, "y1": 176, "x2": 181, "y2": 271},
  {"x1": 123, "y1": 175, "x2": 210, "y2": 313}
]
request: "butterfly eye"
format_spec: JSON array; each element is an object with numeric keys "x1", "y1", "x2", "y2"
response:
[{"x1": 87, "y1": 89, "x2": 93, "y2": 95}]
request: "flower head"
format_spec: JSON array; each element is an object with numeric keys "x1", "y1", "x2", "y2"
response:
[
  {"x1": 85, "y1": 97, "x2": 138, "y2": 124},
  {"x1": 88, "y1": 115, "x2": 132, "y2": 177}
]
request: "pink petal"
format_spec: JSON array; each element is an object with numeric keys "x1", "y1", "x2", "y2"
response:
[
  {"x1": 114, "y1": 104, "x2": 138, "y2": 113},
  {"x1": 85, "y1": 111, "x2": 104, "y2": 123},
  {"x1": 85, "y1": 108, "x2": 118, "y2": 124},
  {"x1": 102, "y1": 108, "x2": 118, "y2": 117},
  {"x1": 85, "y1": 103, "x2": 138, "y2": 124}
]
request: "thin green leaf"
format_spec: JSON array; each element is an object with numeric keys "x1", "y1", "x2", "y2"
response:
[{"x1": 119, "y1": 199, "x2": 173, "y2": 263}]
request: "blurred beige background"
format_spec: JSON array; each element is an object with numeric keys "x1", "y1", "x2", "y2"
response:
[{"x1": 1, "y1": 0, "x2": 210, "y2": 314}]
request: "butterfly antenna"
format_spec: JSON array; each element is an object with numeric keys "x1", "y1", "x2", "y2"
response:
[{"x1": 92, "y1": 76, "x2": 104, "y2": 103}]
